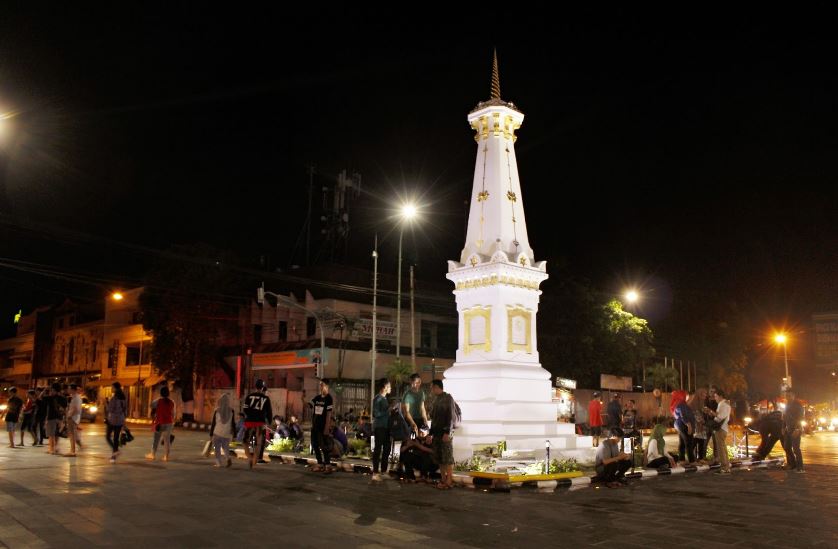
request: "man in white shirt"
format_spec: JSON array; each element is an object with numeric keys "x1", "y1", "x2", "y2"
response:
[
  {"x1": 705, "y1": 388, "x2": 731, "y2": 474},
  {"x1": 65, "y1": 384, "x2": 83, "y2": 457}
]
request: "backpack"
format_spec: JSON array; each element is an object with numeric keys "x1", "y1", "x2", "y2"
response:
[{"x1": 388, "y1": 404, "x2": 411, "y2": 441}]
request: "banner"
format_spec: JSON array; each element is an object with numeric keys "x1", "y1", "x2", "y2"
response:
[
  {"x1": 252, "y1": 348, "x2": 326, "y2": 370},
  {"x1": 355, "y1": 318, "x2": 397, "y2": 341}
]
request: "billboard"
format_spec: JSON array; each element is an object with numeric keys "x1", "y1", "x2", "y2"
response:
[
  {"x1": 252, "y1": 348, "x2": 326, "y2": 370},
  {"x1": 600, "y1": 373, "x2": 632, "y2": 391},
  {"x1": 814, "y1": 313, "x2": 838, "y2": 370},
  {"x1": 355, "y1": 319, "x2": 397, "y2": 341}
]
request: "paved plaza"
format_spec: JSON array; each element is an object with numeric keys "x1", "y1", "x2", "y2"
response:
[{"x1": 1, "y1": 425, "x2": 836, "y2": 548}]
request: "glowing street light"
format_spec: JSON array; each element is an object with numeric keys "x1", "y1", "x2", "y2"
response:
[
  {"x1": 111, "y1": 292, "x2": 124, "y2": 301},
  {"x1": 624, "y1": 290, "x2": 639, "y2": 304},
  {"x1": 774, "y1": 332, "x2": 790, "y2": 390}
]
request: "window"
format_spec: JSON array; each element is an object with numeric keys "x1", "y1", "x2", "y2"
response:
[
  {"x1": 278, "y1": 321, "x2": 288, "y2": 341},
  {"x1": 253, "y1": 324, "x2": 263, "y2": 345},
  {"x1": 125, "y1": 342, "x2": 151, "y2": 366},
  {"x1": 421, "y1": 320, "x2": 436, "y2": 349},
  {"x1": 90, "y1": 340, "x2": 98, "y2": 365},
  {"x1": 306, "y1": 317, "x2": 317, "y2": 338},
  {"x1": 438, "y1": 323, "x2": 458, "y2": 352},
  {"x1": 68, "y1": 338, "x2": 75, "y2": 365}
]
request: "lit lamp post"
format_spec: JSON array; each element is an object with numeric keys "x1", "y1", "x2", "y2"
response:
[
  {"x1": 774, "y1": 333, "x2": 791, "y2": 390},
  {"x1": 257, "y1": 284, "x2": 329, "y2": 380},
  {"x1": 624, "y1": 290, "x2": 639, "y2": 305},
  {"x1": 743, "y1": 416, "x2": 752, "y2": 458},
  {"x1": 395, "y1": 203, "x2": 417, "y2": 366}
]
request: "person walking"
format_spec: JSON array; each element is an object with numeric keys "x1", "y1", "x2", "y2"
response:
[
  {"x1": 309, "y1": 378, "x2": 334, "y2": 473},
  {"x1": 106, "y1": 382, "x2": 128, "y2": 463},
  {"x1": 34, "y1": 387, "x2": 47, "y2": 446},
  {"x1": 242, "y1": 379, "x2": 273, "y2": 469},
  {"x1": 64, "y1": 384, "x2": 83, "y2": 457},
  {"x1": 673, "y1": 391, "x2": 695, "y2": 464},
  {"x1": 209, "y1": 393, "x2": 235, "y2": 468},
  {"x1": 4, "y1": 387, "x2": 23, "y2": 448},
  {"x1": 783, "y1": 389, "x2": 805, "y2": 473},
  {"x1": 705, "y1": 388, "x2": 731, "y2": 474},
  {"x1": 43, "y1": 383, "x2": 67, "y2": 455},
  {"x1": 19, "y1": 390, "x2": 38, "y2": 447},
  {"x1": 371, "y1": 378, "x2": 392, "y2": 481},
  {"x1": 146, "y1": 386, "x2": 175, "y2": 462},
  {"x1": 588, "y1": 392, "x2": 603, "y2": 447}
]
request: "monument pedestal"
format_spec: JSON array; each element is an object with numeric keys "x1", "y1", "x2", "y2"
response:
[{"x1": 444, "y1": 361, "x2": 594, "y2": 462}]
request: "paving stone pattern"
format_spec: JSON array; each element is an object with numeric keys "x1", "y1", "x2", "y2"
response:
[{"x1": 1, "y1": 425, "x2": 836, "y2": 548}]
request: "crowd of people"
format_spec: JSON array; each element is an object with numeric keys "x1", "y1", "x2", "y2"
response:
[{"x1": 591, "y1": 386, "x2": 807, "y2": 488}]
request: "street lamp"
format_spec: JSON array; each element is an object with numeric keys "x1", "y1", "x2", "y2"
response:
[
  {"x1": 774, "y1": 333, "x2": 790, "y2": 390},
  {"x1": 257, "y1": 283, "x2": 331, "y2": 380},
  {"x1": 395, "y1": 203, "x2": 417, "y2": 365},
  {"x1": 624, "y1": 290, "x2": 639, "y2": 304},
  {"x1": 111, "y1": 291, "x2": 124, "y2": 301}
]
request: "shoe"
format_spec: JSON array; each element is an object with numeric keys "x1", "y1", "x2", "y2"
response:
[
  {"x1": 63, "y1": 453, "x2": 77, "y2": 457},
  {"x1": 213, "y1": 463, "x2": 221, "y2": 468},
  {"x1": 257, "y1": 459, "x2": 267, "y2": 464},
  {"x1": 617, "y1": 477, "x2": 629, "y2": 485},
  {"x1": 795, "y1": 469, "x2": 806, "y2": 474},
  {"x1": 162, "y1": 455, "x2": 169, "y2": 462},
  {"x1": 109, "y1": 457, "x2": 116, "y2": 464},
  {"x1": 715, "y1": 469, "x2": 731, "y2": 475},
  {"x1": 371, "y1": 473, "x2": 382, "y2": 481},
  {"x1": 145, "y1": 453, "x2": 155, "y2": 461},
  {"x1": 226, "y1": 458, "x2": 232, "y2": 468}
]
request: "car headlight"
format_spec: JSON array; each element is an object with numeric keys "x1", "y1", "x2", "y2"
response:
[{"x1": 88, "y1": 406, "x2": 98, "y2": 413}]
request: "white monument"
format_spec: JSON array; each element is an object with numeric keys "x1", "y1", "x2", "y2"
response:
[{"x1": 444, "y1": 53, "x2": 593, "y2": 461}]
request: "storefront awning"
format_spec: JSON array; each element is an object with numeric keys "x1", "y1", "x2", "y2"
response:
[{"x1": 252, "y1": 363, "x2": 315, "y2": 371}]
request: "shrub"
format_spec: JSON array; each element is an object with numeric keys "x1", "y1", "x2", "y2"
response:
[{"x1": 267, "y1": 438, "x2": 296, "y2": 453}]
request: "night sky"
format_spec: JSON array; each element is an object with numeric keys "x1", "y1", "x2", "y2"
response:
[{"x1": 1, "y1": 9, "x2": 836, "y2": 394}]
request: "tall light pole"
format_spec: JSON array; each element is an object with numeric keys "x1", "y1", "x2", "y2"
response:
[
  {"x1": 370, "y1": 236, "x2": 378, "y2": 416},
  {"x1": 775, "y1": 333, "x2": 790, "y2": 389},
  {"x1": 395, "y1": 203, "x2": 417, "y2": 363}
]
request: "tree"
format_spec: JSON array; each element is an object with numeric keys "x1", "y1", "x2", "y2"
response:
[
  {"x1": 644, "y1": 364, "x2": 679, "y2": 391},
  {"x1": 386, "y1": 358, "x2": 413, "y2": 398},
  {"x1": 538, "y1": 275, "x2": 655, "y2": 389},
  {"x1": 140, "y1": 244, "x2": 241, "y2": 420}
]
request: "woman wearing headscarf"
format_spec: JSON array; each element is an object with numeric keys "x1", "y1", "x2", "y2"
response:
[
  {"x1": 209, "y1": 393, "x2": 236, "y2": 468},
  {"x1": 645, "y1": 424, "x2": 676, "y2": 470}
]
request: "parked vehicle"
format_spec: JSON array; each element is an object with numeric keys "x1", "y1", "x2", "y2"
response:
[{"x1": 81, "y1": 397, "x2": 99, "y2": 423}]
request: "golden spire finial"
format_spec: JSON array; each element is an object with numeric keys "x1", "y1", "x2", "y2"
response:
[{"x1": 490, "y1": 48, "x2": 501, "y2": 100}]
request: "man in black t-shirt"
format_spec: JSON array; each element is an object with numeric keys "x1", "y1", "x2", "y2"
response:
[
  {"x1": 309, "y1": 378, "x2": 334, "y2": 472},
  {"x1": 242, "y1": 379, "x2": 273, "y2": 469},
  {"x1": 5, "y1": 388, "x2": 23, "y2": 448},
  {"x1": 43, "y1": 383, "x2": 67, "y2": 455}
]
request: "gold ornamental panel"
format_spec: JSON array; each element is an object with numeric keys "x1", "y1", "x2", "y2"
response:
[
  {"x1": 506, "y1": 306, "x2": 532, "y2": 353},
  {"x1": 463, "y1": 306, "x2": 492, "y2": 355}
]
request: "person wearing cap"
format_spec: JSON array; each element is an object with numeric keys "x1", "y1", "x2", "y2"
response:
[
  {"x1": 588, "y1": 392, "x2": 604, "y2": 446},
  {"x1": 595, "y1": 427, "x2": 632, "y2": 488},
  {"x1": 241, "y1": 379, "x2": 273, "y2": 469}
]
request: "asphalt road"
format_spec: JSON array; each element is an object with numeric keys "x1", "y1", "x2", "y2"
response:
[{"x1": 0, "y1": 423, "x2": 836, "y2": 548}]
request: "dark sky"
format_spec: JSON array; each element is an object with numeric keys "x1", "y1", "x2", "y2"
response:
[{"x1": 1, "y1": 8, "x2": 837, "y2": 394}]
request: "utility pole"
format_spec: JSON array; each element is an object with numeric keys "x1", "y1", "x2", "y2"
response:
[
  {"x1": 370, "y1": 236, "x2": 378, "y2": 416},
  {"x1": 306, "y1": 165, "x2": 314, "y2": 266},
  {"x1": 410, "y1": 265, "x2": 416, "y2": 372}
]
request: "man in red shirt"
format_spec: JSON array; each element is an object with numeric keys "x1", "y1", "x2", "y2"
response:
[{"x1": 588, "y1": 392, "x2": 604, "y2": 446}]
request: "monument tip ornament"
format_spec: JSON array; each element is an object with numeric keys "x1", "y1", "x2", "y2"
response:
[{"x1": 443, "y1": 52, "x2": 594, "y2": 461}]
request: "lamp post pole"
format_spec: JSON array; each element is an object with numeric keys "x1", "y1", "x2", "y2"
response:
[
  {"x1": 396, "y1": 227, "x2": 404, "y2": 363},
  {"x1": 371, "y1": 237, "x2": 378, "y2": 415},
  {"x1": 258, "y1": 284, "x2": 327, "y2": 379},
  {"x1": 783, "y1": 344, "x2": 790, "y2": 388}
]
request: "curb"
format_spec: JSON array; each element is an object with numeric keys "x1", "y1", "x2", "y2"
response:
[
  {"x1": 125, "y1": 419, "x2": 210, "y2": 431},
  {"x1": 266, "y1": 451, "x2": 785, "y2": 491}
]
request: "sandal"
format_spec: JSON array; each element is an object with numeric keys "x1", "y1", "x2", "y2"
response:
[{"x1": 310, "y1": 465, "x2": 323, "y2": 472}]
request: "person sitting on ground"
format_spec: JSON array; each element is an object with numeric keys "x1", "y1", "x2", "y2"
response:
[
  {"x1": 330, "y1": 423, "x2": 348, "y2": 459},
  {"x1": 645, "y1": 424, "x2": 676, "y2": 470},
  {"x1": 287, "y1": 415, "x2": 304, "y2": 451},
  {"x1": 595, "y1": 427, "x2": 632, "y2": 488},
  {"x1": 355, "y1": 415, "x2": 372, "y2": 445},
  {"x1": 272, "y1": 415, "x2": 291, "y2": 439},
  {"x1": 398, "y1": 431, "x2": 438, "y2": 482}
]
